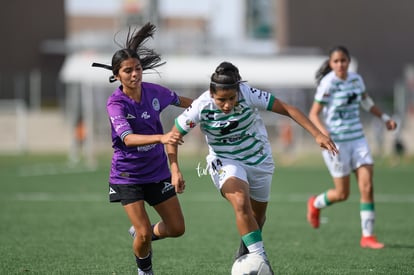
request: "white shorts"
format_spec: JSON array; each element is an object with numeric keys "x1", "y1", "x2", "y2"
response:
[
  {"x1": 206, "y1": 155, "x2": 275, "y2": 202},
  {"x1": 322, "y1": 137, "x2": 373, "y2": 178}
]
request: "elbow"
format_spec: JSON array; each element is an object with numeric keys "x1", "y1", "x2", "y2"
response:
[
  {"x1": 123, "y1": 139, "x2": 133, "y2": 147},
  {"x1": 123, "y1": 135, "x2": 135, "y2": 147}
]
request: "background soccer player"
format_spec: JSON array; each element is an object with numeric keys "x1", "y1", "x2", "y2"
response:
[{"x1": 307, "y1": 45, "x2": 397, "y2": 249}]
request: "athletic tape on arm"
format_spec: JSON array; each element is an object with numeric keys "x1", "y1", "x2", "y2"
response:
[{"x1": 360, "y1": 96, "x2": 374, "y2": 111}]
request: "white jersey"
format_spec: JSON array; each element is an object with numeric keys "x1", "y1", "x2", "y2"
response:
[
  {"x1": 175, "y1": 83, "x2": 275, "y2": 166},
  {"x1": 314, "y1": 71, "x2": 366, "y2": 143}
]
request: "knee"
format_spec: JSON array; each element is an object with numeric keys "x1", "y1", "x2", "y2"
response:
[
  {"x1": 169, "y1": 223, "x2": 185, "y2": 238},
  {"x1": 135, "y1": 229, "x2": 152, "y2": 245}
]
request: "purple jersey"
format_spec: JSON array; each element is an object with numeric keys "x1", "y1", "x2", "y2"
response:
[{"x1": 106, "y1": 82, "x2": 180, "y2": 184}]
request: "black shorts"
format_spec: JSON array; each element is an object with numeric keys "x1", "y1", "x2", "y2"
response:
[{"x1": 109, "y1": 178, "x2": 176, "y2": 206}]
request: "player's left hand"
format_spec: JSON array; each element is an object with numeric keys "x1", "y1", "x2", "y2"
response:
[
  {"x1": 385, "y1": 119, "x2": 397, "y2": 131},
  {"x1": 172, "y1": 170, "x2": 186, "y2": 194},
  {"x1": 316, "y1": 133, "x2": 339, "y2": 155}
]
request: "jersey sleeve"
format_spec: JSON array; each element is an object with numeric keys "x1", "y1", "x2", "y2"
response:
[
  {"x1": 358, "y1": 74, "x2": 366, "y2": 93},
  {"x1": 156, "y1": 85, "x2": 180, "y2": 109},
  {"x1": 174, "y1": 98, "x2": 202, "y2": 135},
  {"x1": 240, "y1": 84, "x2": 275, "y2": 111},
  {"x1": 107, "y1": 99, "x2": 132, "y2": 141},
  {"x1": 314, "y1": 80, "x2": 330, "y2": 104}
]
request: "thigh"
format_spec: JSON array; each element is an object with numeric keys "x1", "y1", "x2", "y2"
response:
[
  {"x1": 123, "y1": 200, "x2": 151, "y2": 231},
  {"x1": 207, "y1": 156, "x2": 247, "y2": 192},
  {"x1": 153, "y1": 195, "x2": 184, "y2": 227},
  {"x1": 221, "y1": 176, "x2": 251, "y2": 208}
]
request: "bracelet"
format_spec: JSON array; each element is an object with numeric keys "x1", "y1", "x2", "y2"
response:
[{"x1": 381, "y1": 113, "x2": 391, "y2": 123}]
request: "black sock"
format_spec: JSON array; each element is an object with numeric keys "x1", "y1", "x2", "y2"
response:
[{"x1": 135, "y1": 252, "x2": 152, "y2": 271}]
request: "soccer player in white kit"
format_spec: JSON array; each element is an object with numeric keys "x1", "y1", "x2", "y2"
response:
[
  {"x1": 167, "y1": 61, "x2": 338, "y2": 271},
  {"x1": 307, "y1": 46, "x2": 397, "y2": 249}
]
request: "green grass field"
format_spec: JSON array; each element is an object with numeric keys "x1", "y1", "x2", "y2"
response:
[{"x1": 1, "y1": 153, "x2": 413, "y2": 275}]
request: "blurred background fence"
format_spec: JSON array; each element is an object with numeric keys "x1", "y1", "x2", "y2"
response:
[{"x1": 1, "y1": 0, "x2": 414, "y2": 166}]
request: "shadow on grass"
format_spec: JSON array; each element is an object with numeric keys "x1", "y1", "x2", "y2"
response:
[{"x1": 385, "y1": 243, "x2": 414, "y2": 249}]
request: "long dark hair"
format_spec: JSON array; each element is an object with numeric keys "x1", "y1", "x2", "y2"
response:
[
  {"x1": 92, "y1": 22, "x2": 165, "y2": 83},
  {"x1": 210, "y1": 61, "x2": 243, "y2": 93},
  {"x1": 315, "y1": 45, "x2": 351, "y2": 85}
]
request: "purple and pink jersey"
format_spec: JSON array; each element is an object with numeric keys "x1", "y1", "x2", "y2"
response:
[{"x1": 106, "y1": 82, "x2": 180, "y2": 184}]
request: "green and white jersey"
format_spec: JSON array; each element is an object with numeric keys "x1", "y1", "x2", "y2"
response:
[
  {"x1": 314, "y1": 71, "x2": 366, "y2": 143},
  {"x1": 175, "y1": 83, "x2": 275, "y2": 166}
]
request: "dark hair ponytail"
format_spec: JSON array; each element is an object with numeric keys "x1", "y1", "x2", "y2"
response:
[
  {"x1": 210, "y1": 61, "x2": 243, "y2": 93},
  {"x1": 315, "y1": 45, "x2": 351, "y2": 85},
  {"x1": 315, "y1": 59, "x2": 331, "y2": 85},
  {"x1": 92, "y1": 22, "x2": 165, "y2": 83}
]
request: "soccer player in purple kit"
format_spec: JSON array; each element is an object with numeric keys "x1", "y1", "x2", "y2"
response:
[{"x1": 93, "y1": 22, "x2": 192, "y2": 275}]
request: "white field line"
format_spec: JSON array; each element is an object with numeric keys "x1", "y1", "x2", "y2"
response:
[{"x1": 17, "y1": 163, "x2": 97, "y2": 177}]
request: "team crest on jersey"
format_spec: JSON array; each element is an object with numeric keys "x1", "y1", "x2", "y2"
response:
[
  {"x1": 152, "y1": 98, "x2": 160, "y2": 111},
  {"x1": 186, "y1": 119, "x2": 196, "y2": 128},
  {"x1": 234, "y1": 104, "x2": 243, "y2": 114}
]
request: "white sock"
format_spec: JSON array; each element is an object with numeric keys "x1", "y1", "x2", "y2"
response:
[
  {"x1": 361, "y1": 210, "x2": 375, "y2": 237},
  {"x1": 247, "y1": 241, "x2": 265, "y2": 255},
  {"x1": 314, "y1": 193, "x2": 329, "y2": 209}
]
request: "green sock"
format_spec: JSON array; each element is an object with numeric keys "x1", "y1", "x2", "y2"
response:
[{"x1": 241, "y1": 230, "x2": 264, "y2": 255}]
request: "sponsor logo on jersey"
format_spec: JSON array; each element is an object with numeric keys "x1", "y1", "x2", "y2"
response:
[
  {"x1": 185, "y1": 119, "x2": 196, "y2": 128},
  {"x1": 141, "y1": 111, "x2": 151, "y2": 119},
  {"x1": 136, "y1": 144, "x2": 157, "y2": 152},
  {"x1": 126, "y1": 113, "x2": 136, "y2": 119}
]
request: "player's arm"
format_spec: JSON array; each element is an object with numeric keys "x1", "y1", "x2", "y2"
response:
[
  {"x1": 270, "y1": 98, "x2": 338, "y2": 154},
  {"x1": 177, "y1": 96, "x2": 193, "y2": 108},
  {"x1": 309, "y1": 101, "x2": 330, "y2": 137},
  {"x1": 123, "y1": 131, "x2": 184, "y2": 147},
  {"x1": 360, "y1": 93, "x2": 397, "y2": 131},
  {"x1": 166, "y1": 125, "x2": 186, "y2": 193}
]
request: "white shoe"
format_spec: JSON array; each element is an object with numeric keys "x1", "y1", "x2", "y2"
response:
[
  {"x1": 138, "y1": 268, "x2": 153, "y2": 275},
  {"x1": 129, "y1": 225, "x2": 136, "y2": 238},
  {"x1": 259, "y1": 252, "x2": 274, "y2": 275}
]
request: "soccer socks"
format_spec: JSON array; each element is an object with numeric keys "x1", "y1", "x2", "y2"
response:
[
  {"x1": 136, "y1": 252, "x2": 152, "y2": 272},
  {"x1": 314, "y1": 192, "x2": 331, "y2": 209},
  {"x1": 151, "y1": 224, "x2": 160, "y2": 241},
  {"x1": 241, "y1": 230, "x2": 265, "y2": 255},
  {"x1": 360, "y1": 202, "x2": 375, "y2": 237}
]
